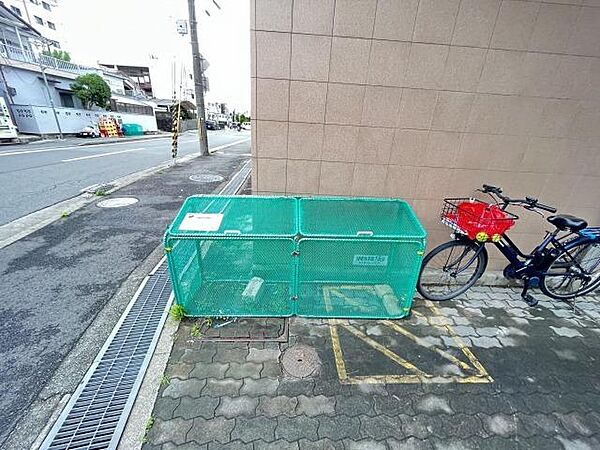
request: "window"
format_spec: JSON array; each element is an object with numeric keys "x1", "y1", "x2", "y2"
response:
[
  {"x1": 47, "y1": 21, "x2": 55, "y2": 30},
  {"x1": 34, "y1": 16, "x2": 43, "y2": 25},
  {"x1": 10, "y1": 5, "x2": 22, "y2": 16},
  {"x1": 29, "y1": 0, "x2": 39, "y2": 4},
  {"x1": 59, "y1": 92, "x2": 74, "y2": 108},
  {"x1": 42, "y1": 1, "x2": 51, "y2": 10}
]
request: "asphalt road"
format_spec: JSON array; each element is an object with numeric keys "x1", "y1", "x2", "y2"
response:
[
  {"x1": 0, "y1": 140, "x2": 251, "y2": 448},
  {"x1": 0, "y1": 129, "x2": 250, "y2": 226}
]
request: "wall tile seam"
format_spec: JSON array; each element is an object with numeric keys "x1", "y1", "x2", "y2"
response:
[
  {"x1": 253, "y1": 119, "x2": 600, "y2": 141},
  {"x1": 254, "y1": 158, "x2": 600, "y2": 178},
  {"x1": 250, "y1": 30, "x2": 600, "y2": 60},
  {"x1": 317, "y1": 0, "x2": 339, "y2": 197},
  {"x1": 251, "y1": 77, "x2": 600, "y2": 103}
]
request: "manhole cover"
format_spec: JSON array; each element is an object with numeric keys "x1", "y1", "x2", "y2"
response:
[
  {"x1": 97, "y1": 197, "x2": 139, "y2": 208},
  {"x1": 281, "y1": 345, "x2": 321, "y2": 378},
  {"x1": 189, "y1": 173, "x2": 224, "y2": 183}
]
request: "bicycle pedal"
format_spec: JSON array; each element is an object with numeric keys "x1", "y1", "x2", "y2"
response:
[{"x1": 522, "y1": 294, "x2": 538, "y2": 307}]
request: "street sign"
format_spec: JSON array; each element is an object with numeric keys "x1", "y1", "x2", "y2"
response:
[{"x1": 176, "y1": 19, "x2": 188, "y2": 35}]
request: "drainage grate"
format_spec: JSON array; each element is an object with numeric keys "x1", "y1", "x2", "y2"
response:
[
  {"x1": 40, "y1": 158, "x2": 252, "y2": 449},
  {"x1": 40, "y1": 265, "x2": 172, "y2": 450}
]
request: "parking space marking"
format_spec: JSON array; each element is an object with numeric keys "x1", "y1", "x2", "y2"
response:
[{"x1": 325, "y1": 286, "x2": 492, "y2": 384}]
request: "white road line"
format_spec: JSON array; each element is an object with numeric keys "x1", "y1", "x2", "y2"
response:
[
  {"x1": 62, "y1": 148, "x2": 145, "y2": 162},
  {"x1": 0, "y1": 137, "x2": 172, "y2": 157}
]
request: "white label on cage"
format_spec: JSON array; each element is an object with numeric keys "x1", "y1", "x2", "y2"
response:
[
  {"x1": 353, "y1": 255, "x2": 388, "y2": 266},
  {"x1": 179, "y1": 213, "x2": 224, "y2": 232}
]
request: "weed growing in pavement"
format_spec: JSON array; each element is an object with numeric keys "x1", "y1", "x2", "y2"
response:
[
  {"x1": 169, "y1": 304, "x2": 186, "y2": 321},
  {"x1": 160, "y1": 374, "x2": 170, "y2": 387},
  {"x1": 61, "y1": 211, "x2": 70, "y2": 218},
  {"x1": 190, "y1": 321, "x2": 203, "y2": 338},
  {"x1": 140, "y1": 416, "x2": 155, "y2": 444},
  {"x1": 94, "y1": 189, "x2": 108, "y2": 196}
]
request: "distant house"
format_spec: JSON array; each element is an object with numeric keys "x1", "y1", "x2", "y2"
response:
[{"x1": 0, "y1": 5, "x2": 158, "y2": 135}]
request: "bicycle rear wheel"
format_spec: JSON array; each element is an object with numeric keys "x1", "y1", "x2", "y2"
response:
[
  {"x1": 417, "y1": 240, "x2": 488, "y2": 301},
  {"x1": 541, "y1": 242, "x2": 600, "y2": 299}
]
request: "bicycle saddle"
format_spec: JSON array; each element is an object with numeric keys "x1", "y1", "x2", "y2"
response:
[{"x1": 547, "y1": 214, "x2": 588, "y2": 231}]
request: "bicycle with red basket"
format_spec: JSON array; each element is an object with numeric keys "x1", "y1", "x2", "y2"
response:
[{"x1": 417, "y1": 184, "x2": 600, "y2": 307}]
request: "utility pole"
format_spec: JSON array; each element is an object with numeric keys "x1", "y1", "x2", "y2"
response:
[{"x1": 187, "y1": 0, "x2": 209, "y2": 156}]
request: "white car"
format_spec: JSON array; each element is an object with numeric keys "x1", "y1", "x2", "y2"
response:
[{"x1": 241, "y1": 122, "x2": 251, "y2": 131}]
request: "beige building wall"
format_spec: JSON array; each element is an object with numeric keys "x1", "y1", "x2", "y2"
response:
[{"x1": 250, "y1": 0, "x2": 600, "y2": 269}]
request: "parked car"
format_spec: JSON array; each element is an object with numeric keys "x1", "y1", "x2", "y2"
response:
[
  {"x1": 241, "y1": 122, "x2": 251, "y2": 130},
  {"x1": 206, "y1": 120, "x2": 217, "y2": 130},
  {"x1": 78, "y1": 124, "x2": 100, "y2": 138}
]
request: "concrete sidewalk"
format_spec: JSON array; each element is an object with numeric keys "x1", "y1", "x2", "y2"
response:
[
  {"x1": 140, "y1": 288, "x2": 600, "y2": 450},
  {"x1": 0, "y1": 140, "x2": 251, "y2": 449}
]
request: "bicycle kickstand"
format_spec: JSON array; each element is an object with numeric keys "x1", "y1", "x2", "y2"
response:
[{"x1": 521, "y1": 278, "x2": 539, "y2": 307}]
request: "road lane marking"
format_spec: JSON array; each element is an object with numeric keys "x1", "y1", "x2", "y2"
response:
[{"x1": 62, "y1": 148, "x2": 145, "y2": 162}]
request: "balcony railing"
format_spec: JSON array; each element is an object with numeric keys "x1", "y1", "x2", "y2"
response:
[{"x1": 0, "y1": 43, "x2": 98, "y2": 74}]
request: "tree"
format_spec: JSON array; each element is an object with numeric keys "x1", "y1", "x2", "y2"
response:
[
  {"x1": 71, "y1": 74, "x2": 111, "y2": 109},
  {"x1": 42, "y1": 49, "x2": 71, "y2": 62}
]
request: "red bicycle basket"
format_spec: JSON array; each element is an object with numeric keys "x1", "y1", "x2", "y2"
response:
[{"x1": 441, "y1": 198, "x2": 517, "y2": 239}]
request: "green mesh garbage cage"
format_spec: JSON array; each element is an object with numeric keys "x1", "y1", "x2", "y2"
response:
[
  {"x1": 165, "y1": 195, "x2": 426, "y2": 319},
  {"x1": 297, "y1": 197, "x2": 427, "y2": 319},
  {"x1": 164, "y1": 195, "x2": 298, "y2": 317}
]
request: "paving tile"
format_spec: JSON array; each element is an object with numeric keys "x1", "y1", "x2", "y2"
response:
[
  {"x1": 207, "y1": 441, "x2": 251, "y2": 450},
  {"x1": 261, "y1": 360, "x2": 282, "y2": 378},
  {"x1": 359, "y1": 414, "x2": 405, "y2": 440},
  {"x1": 226, "y1": 362, "x2": 262, "y2": 379},
  {"x1": 190, "y1": 362, "x2": 229, "y2": 379},
  {"x1": 276, "y1": 415, "x2": 319, "y2": 441},
  {"x1": 296, "y1": 395, "x2": 336, "y2": 416},
  {"x1": 203, "y1": 379, "x2": 243, "y2": 397},
  {"x1": 162, "y1": 378, "x2": 207, "y2": 399},
  {"x1": 344, "y1": 439, "x2": 388, "y2": 450},
  {"x1": 336, "y1": 395, "x2": 375, "y2": 417},
  {"x1": 256, "y1": 395, "x2": 298, "y2": 417},
  {"x1": 231, "y1": 416, "x2": 277, "y2": 443},
  {"x1": 247, "y1": 347, "x2": 280, "y2": 363},
  {"x1": 240, "y1": 378, "x2": 279, "y2": 396},
  {"x1": 277, "y1": 378, "x2": 315, "y2": 397},
  {"x1": 153, "y1": 396, "x2": 180, "y2": 421},
  {"x1": 188, "y1": 416, "x2": 235, "y2": 445},
  {"x1": 147, "y1": 417, "x2": 193, "y2": 445},
  {"x1": 387, "y1": 437, "x2": 434, "y2": 450},
  {"x1": 317, "y1": 414, "x2": 361, "y2": 440},
  {"x1": 253, "y1": 440, "x2": 300, "y2": 450},
  {"x1": 174, "y1": 396, "x2": 220, "y2": 420},
  {"x1": 297, "y1": 438, "x2": 344, "y2": 450},
  {"x1": 215, "y1": 396, "x2": 259, "y2": 418}
]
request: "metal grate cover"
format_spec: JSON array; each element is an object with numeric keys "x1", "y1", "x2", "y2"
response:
[{"x1": 41, "y1": 265, "x2": 172, "y2": 450}]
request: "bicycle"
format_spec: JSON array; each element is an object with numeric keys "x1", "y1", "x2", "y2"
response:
[{"x1": 417, "y1": 184, "x2": 600, "y2": 307}]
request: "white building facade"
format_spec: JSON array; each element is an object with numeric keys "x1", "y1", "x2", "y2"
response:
[{"x1": 2, "y1": 0, "x2": 63, "y2": 48}]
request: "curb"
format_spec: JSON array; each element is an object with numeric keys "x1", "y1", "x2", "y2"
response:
[{"x1": 0, "y1": 138, "x2": 250, "y2": 250}]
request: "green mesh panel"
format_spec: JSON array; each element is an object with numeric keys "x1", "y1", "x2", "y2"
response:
[
  {"x1": 167, "y1": 237, "x2": 295, "y2": 317},
  {"x1": 168, "y1": 195, "x2": 298, "y2": 237},
  {"x1": 296, "y1": 239, "x2": 422, "y2": 319},
  {"x1": 166, "y1": 195, "x2": 426, "y2": 318},
  {"x1": 299, "y1": 197, "x2": 425, "y2": 239}
]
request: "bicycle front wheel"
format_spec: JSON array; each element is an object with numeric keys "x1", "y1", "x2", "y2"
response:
[
  {"x1": 417, "y1": 240, "x2": 488, "y2": 301},
  {"x1": 541, "y1": 242, "x2": 600, "y2": 299}
]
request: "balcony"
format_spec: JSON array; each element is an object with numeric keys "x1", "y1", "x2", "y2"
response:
[{"x1": 0, "y1": 43, "x2": 97, "y2": 74}]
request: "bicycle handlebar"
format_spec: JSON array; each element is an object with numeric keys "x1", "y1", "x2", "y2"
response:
[{"x1": 480, "y1": 184, "x2": 557, "y2": 213}]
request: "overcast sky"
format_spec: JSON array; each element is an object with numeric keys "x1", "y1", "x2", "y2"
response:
[{"x1": 59, "y1": 0, "x2": 251, "y2": 112}]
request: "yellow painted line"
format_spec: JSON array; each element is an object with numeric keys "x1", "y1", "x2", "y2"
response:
[
  {"x1": 380, "y1": 320, "x2": 473, "y2": 372},
  {"x1": 328, "y1": 319, "x2": 349, "y2": 382},
  {"x1": 425, "y1": 301, "x2": 493, "y2": 381},
  {"x1": 344, "y1": 374, "x2": 491, "y2": 384},
  {"x1": 339, "y1": 321, "x2": 429, "y2": 377}
]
